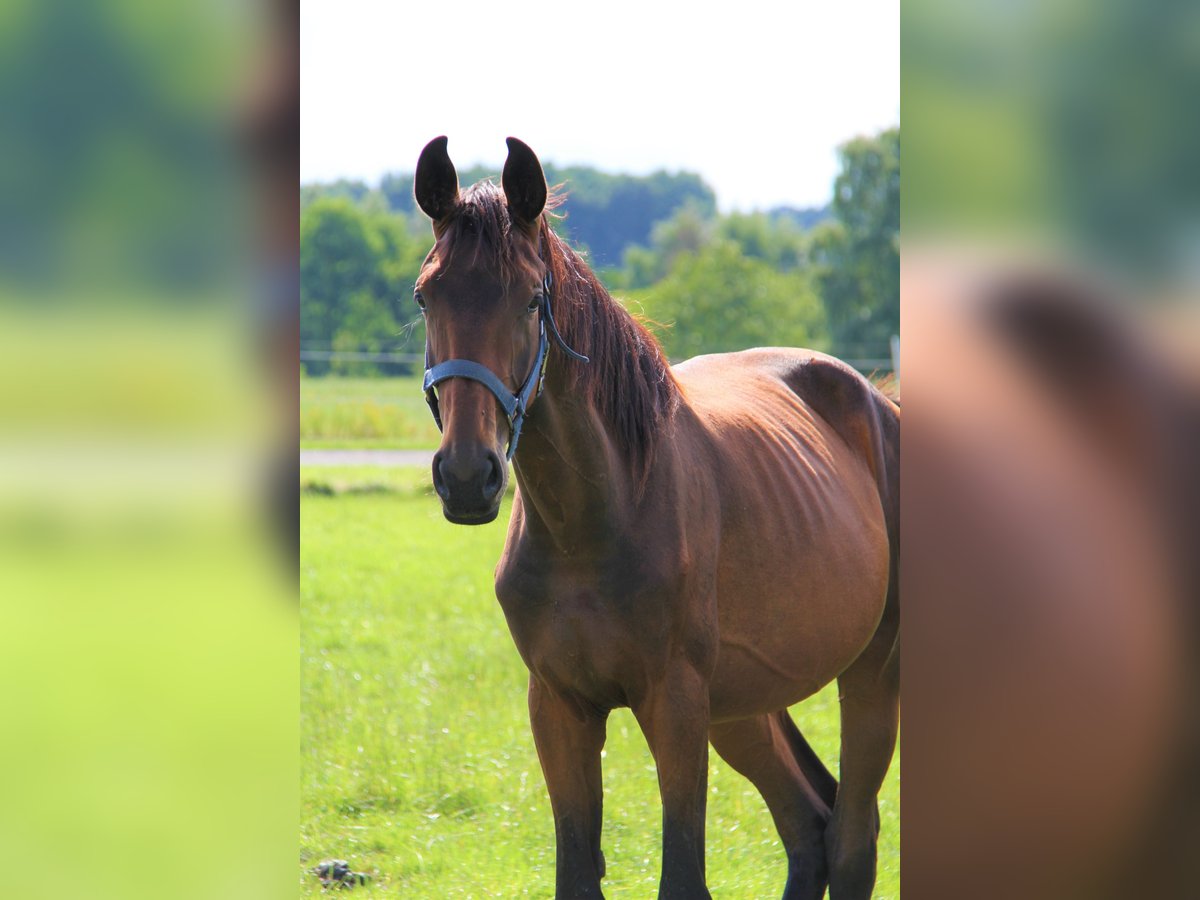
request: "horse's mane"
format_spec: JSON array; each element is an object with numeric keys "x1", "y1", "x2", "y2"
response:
[
  {"x1": 435, "y1": 181, "x2": 679, "y2": 484},
  {"x1": 538, "y1": 210, "x2": 681, "y2": 484}
]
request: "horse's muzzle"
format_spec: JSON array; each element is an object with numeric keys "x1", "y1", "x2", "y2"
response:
[{"x1": 431, "y1": 446, "x2": 506, "y2": 525}]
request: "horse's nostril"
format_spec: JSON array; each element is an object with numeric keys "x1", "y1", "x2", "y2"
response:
[
  {"x1": 432, "y1": 455, "x2": 450, "y2": 500},
  {"x1": 482, "y1": 452, "x2": 504, "y2": 501},
  {"x1": 433, "y1": 449, "x2": 502, "y2": 506}
]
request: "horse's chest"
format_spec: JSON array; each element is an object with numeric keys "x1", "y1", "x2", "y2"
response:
[{"x1": 495, "y1": 558, "x2": 672, "y2": 707}]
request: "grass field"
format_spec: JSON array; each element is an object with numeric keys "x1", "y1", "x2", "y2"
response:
[
  {"x1": 300, "y1": 376, "x2": 441, "y2": 448},
  {"x1": 300, "y1": 467, "x2": 899, "y2": 897}
]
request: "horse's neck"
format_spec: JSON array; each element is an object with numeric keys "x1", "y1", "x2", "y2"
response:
[
  {"x1": 511, "y1": 254, "x2": 671, "y2": 548},
  {"x1": 511, "y1": 373, "x2": 638, "y2": 549}
]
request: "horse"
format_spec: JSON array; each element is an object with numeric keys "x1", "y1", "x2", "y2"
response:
[
  {"x1": 412, "y1": 135, "x2": 900, "y2": 900},
  {"x1": 900, "y1": 255, "x2": 1193, "y2": 899}
]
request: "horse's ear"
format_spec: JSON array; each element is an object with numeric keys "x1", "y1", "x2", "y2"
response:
[
  {"x1": 502, "y1": 137, "x2": 547, "y2": 229},
  {"x1": 415, "y1": 136, "x2": 459, "y2": 223}
]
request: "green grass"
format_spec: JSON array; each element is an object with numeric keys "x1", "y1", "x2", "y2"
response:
[
  {"x1": 301, "y1": 467, "x2": 899, "y2": 897},
  {"x1": 300, "y1": 465, "x2": 442, "y2": 497},
  {"x1": 300, "y1": 376, "x2": 441, "y2": 448}
]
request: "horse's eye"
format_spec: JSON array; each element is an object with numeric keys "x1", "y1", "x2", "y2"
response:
[
  {"x1": 414, "y1": 291, "x2": 426, "y2": 310},
  {"x1": 527, "y1": 293, "x2": 542, "y2": 314}
]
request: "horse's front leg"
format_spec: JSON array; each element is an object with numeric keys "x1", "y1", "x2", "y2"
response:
[
  {"x1": 528, "y1": 674, "x2": 608, "y2": 899},
  {"x1": 634, "y1": 662, "x2": 713, "y2": 900}
]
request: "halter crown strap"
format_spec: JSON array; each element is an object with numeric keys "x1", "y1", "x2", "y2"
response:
[
  {"x1": 542, "y1": 271, "x2": 589, "y2": 364},
  {"x1": 422, "y1": 265, "x2": 589, "y2": 460}
]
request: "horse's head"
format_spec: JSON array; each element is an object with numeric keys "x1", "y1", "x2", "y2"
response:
[{"x1": 414, "y1": 136, "x2": 551, "y2": 525}]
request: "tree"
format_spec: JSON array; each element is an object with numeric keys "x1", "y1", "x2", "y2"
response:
[
  {"x1": 716, "y1": 211, "x2": 808, "y2": 271},
  {"x1": 330, "y1": 291, "x2": 402, "y2": 376},
  {"x1": 620, "y1": 201, "x2": 716, "y2": 289},
  {"x1": 633, "y1": 241, "x2": 827, "y2": 361},
  {"x1": 552, "y1": 169, "x2": 717, "y2": 266},
  {"x1": 301, "y1": 178, "x2": 371, "y2": 210},
  {"x1": 300, "y1": 198, "x2": 424, "y2": 375},
  {"x1": 812, "y1": 128, "x2": 899, "y2": 361}
]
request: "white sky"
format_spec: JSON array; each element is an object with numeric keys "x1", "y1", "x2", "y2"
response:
[{"x1": 301, "y1": 0, "x2": 898, "y2": 212}]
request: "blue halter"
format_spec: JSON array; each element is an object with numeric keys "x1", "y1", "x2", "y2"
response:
[{"x1": 422, "y1": 269, "x2": 589, "y2": 460}]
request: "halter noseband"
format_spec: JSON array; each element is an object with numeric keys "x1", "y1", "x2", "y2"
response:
[{"x1": 421, "y1": 267, "x2": 589, "y2": 460}]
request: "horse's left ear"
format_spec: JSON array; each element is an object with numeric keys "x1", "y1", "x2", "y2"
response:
[
  {"x1": 415, "y1": 136, "x2": 460, "y2": 224},
  {"x1": 502, "y1": 137, "x2": 547, "y2": 230}
]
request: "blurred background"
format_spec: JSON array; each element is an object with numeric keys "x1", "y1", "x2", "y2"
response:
[
  {"x1": 903, "y1": 0, "x2": 1199, "y2": 896},
  {"x1": 0, "y1": 0, "x2": 296, "y2": 897}
]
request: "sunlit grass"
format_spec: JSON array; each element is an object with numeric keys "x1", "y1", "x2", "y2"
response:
[
  {"x1": 300, "y1": 376, "x2": 440, "y2": 448},
  {"x1": 300, "y1": 467, "x2": 898, "y2": 897}
]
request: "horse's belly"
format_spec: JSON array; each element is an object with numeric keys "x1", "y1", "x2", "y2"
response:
[
  {"x1": 708, "y1": 595, "x2": 887, "y2": 720},
  {"x1": 707, "y1": 513, "x2": 889, "y2": 722}
]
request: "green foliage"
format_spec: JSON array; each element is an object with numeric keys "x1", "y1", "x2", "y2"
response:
[
  {"x1": 716, "y1": 211, "x2": 811, "y2": 271},
  {"x1": 618, "y1": 201, "x2": 717, "y2": 290},
  {"x1": 545, "y1": 166, "x2": 717, "y2": 266},
  {"x1": 0, "y1": 0, "x2": 245, "y2": 293},
  {"x1": 301, "y1": 178, "x2": 371, "y2": 210},
  {"x1": 300, "y1": 471, "x2": 900, "y2": 897},
  {"x1": 770, "y1": 205, "x2": 833, "y2": 231},
  {"x1": 812, "y1": 129, "x2": 900, "y2": 358},
  {"x1": 633, "y1": 241, "x2": 827, "y2": 360},
  {"x1": 300, "y1": 198, "x2": 425, "y2": 375}
]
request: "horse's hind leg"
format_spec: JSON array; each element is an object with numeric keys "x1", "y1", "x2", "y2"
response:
[
  {"x1": 826, "y1": 604, "x2": 900, "y2": 900},
  {"x1": 709, "y1": 712, "x2": 836, "y2": 900}
]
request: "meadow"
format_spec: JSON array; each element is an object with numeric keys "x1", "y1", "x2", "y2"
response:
[
  {"x1": 300, "y1": 464, "x2": 899, "y2": 897},
  {"x1": 300, "y1": 376, "x2": 441, "y2": 448}
]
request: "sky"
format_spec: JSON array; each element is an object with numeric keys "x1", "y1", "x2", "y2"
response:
[{"x1": 301, "y1": 0, "x2": 898, "y2": 212}]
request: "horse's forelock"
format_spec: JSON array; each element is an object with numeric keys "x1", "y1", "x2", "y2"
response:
[{"x1": 436, "y1": 180, "x2": 556, "y2": 288}]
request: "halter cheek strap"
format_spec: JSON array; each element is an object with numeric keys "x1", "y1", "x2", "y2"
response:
[{"x1": 422, "y1": 270, "x2": 588, "y2": 461}]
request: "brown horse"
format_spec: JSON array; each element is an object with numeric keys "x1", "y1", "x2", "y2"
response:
[{"x1": 413, "y1": 136, "x2": 899, "y2": 900}]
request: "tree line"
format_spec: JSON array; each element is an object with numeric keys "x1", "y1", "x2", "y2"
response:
[{"x1": 300, "y1": 127, "x2": 898, "y2": 376}]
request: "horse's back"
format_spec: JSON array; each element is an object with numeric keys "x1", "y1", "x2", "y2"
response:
[
  {"x1": 671, "y1": 348, "x2": 897, "y2": 718},
  {"x1": 676, "y1": 346, "x2": 894, "y2": 457},
  {"x1": 674, "y1": 346, "x2": 897, "y2": 517}
]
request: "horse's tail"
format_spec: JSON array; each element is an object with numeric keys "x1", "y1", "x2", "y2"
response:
[{"x1": 774, "y1": 709, "x2": 840, "y2": 810}]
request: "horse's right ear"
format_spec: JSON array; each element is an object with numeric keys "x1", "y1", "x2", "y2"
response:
[{"x1": 414, "y1": 136, "x2": 459, "y2": 223}]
